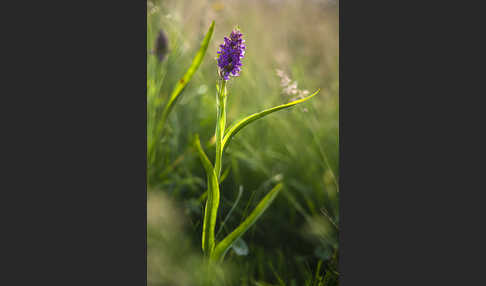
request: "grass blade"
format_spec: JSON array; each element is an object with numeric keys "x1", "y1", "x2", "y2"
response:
[
  {"x1": 216, "y1": 185, "x2": 244, "y2": 239},
  {"x1": 161, "y1": 20, "x2": 215, "y2": 124},
  {"x1": 194, "y1": 134, "x2": 220, "y2": 256},
  {"x1": 149, "y1": 21, "x2": 215, "y2": 159},
  {"x1": 222, "y1": 89, "x2": 319, "y2": 152},
  {"x1": 211, "y1": 183, "x2": 283, "y2": 262}
]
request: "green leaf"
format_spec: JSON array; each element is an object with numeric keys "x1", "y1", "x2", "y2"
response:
[
  {"x1": 162, "y1": 20, "x2": 215, "y2": 122},
  {"x1": 219, "y1": 165, "x2": 232, "y2": 183},
  {"x1": 222, "y1": 89, "x2": 320, "y2": 152},
  {"x1": 194, "y1": 134, "x2": 220, "y2": 256},
  {"x1": 148, "y1": 21, "x2": 215, "y2": 159},
  {"x1": 211, "y1": 183, "x2": 283, "y2": 262}
]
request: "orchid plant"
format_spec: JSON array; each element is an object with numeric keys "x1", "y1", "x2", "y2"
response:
[
  {"x1": 194, "y1": 24, "x2": 320, "y2": 263},
  {"x1": 149, "y1": 19, "x2": 319, "y2": 263}
]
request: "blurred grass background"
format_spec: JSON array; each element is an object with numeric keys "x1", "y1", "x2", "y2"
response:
[{"x1": 147, "y1": 0, "x2": 339, "y2": 284}]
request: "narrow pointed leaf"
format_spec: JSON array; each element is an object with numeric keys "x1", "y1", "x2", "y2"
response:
[
  {"x1": 222, "y1": 89, "x2": 319, "y2": 151},
  {"x1": 194, "y1": 134, "x2": 220, "y2": 256},
  {"x1": 149, "y1": 21, "x2": 215, "y2": 159},
  {"x1": 212, "y1": 183, "x2": 283, "y2": 262},
  {"x1": 161, "y1": 20, "x2": 215, "y2": 123}
]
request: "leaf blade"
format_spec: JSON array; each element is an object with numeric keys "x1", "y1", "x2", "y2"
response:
[
  {"x1": 211, "y1": 183, "x2": 284, "y2": 262},
  {"x1": 162, "y1": 20, "x2": 215, "y2": 122},
  {"x1": 194, "y1": 134, "x2": 220, "y2": 256},
  {"x1": 222, "y1": 89, "x2": 319, "y2": 151},
  {"x1": 148, "y1": 21, "x2": 215, "y2": 160}
]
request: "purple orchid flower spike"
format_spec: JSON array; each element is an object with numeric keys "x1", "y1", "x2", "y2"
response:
[{"x1": 216, "y1": 28, "x2": 246, "y2": 81}]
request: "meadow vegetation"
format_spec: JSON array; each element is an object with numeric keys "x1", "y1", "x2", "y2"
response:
[{"x1": 147, "y1": 1, "x2": 339, "y2": 285}]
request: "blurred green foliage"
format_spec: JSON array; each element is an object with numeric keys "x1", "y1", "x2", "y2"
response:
[{"x1": 147, "y1": 0, "x2": 339, "y2": 284}]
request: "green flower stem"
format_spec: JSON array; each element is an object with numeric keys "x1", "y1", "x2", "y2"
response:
[{"x1": 214, "y1": 80, "x2": 227, "y2": 180}]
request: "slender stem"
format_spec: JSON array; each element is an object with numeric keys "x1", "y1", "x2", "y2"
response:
[
  {"x1": 214, "y1": 80, "x2": 227, "y2": 180},
  {"x1": 216, "y1": 186, "x2": 244, "y2": 239}
]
